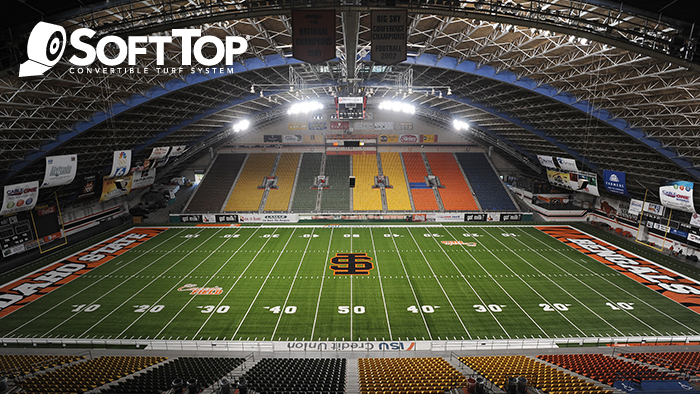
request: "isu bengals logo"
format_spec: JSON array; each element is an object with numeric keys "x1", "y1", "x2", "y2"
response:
[
  {"x1": 177, "y1": 284, "x2": 223, "y2": 295},
  {"x1": 329, "y1": 253, "x2": 374, "y2": 275}
]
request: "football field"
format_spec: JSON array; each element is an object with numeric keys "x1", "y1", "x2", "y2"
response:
[{"x1": 1, "y1": 224, "x2": 700, "y2": 343}]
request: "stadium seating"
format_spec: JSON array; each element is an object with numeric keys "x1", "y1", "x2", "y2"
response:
[
  {"x1": 19, "y1": 356, "x2": 164, "y2": 394},
  {"x1": 460, "y1": 355, "x2": 608, "y2": 394},
  {"x1": 402, "y1": 152, "x2": 439, "y2": 211},
  {"x1": 225, "y1": 153, "x2": 276, "y2": 211},
  {"x1": 426, "y1": 152, "x2": 478, "y2": 211},
  {"x1": 264, "y1": 153, "x2": 300, "y2": 211},
  {"x1": 243, "y1": 357, "x2": 346, "y2": 394},
  {"x1": 538, "y1": 354, "x2": 679, "y2": 385},
  {"x1": 359, "y1": 357, "x2": 467, "y2": 394},
  {"x1": 381, "y1": 152, "x2": 412, "y2": 211},
  {"x1": 186, "y1": 154, "x2": 246, "y2": 212},
  {"x1": 0, "y1": 354, "x2": 85, "y2": 379},
  {"x1": 320, "y1": 155, "x2": 351, "y2": 211},
  {"x1": 291, "y1": 152, "x2": 322, "y2": 211},
  {"x1": 455, "y1": 153, "x2": 517, "y2": 211},
  {"x1": 100, "y1": 357, "x2": 245, "y2": 394},
  {"x1": 620, "y1": 351, "x2": 700, "y2": 376},
  {"x1": 352, "y1": 154, "x2": 383, "y2": 211}
]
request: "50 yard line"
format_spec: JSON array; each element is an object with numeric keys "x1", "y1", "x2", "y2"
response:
[
  {"x1": 310, "y1": 228, "x2": 334, "y2": 340},
  {"x1": 368, "y1": 228, "x2": 392, "y2": 341}
]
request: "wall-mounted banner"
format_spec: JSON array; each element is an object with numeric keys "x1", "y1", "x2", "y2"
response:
[
  {"x1": 602, "y1": 170, "x2": 629, "y2": 196},
  {"x1": 292, "y1": 10, "x2": 336, "y2": 64},
  {"x1": 109, "y1": 150, "x2": 131, "y2": 178},
  {"x1": 77, "y1": 173, "x2": 101, "y2": 200},
  {"x1": 629, "y1": 199, "x2": 644, "y2": 215},
  {"x1": 569, "y1": 172, "x2": 599, "y2": 196},
  {"x1": 691, "y1": 213, "x2": 700, "y2": 228},
  {"x1": 395, "y1": 122, "x2": 413, "y2": 130},
  {"x1": 100, "y1": 176, "x2": 132, "y2": 202},
  {"x1": 330, "y1": 121, "x2": 349, "y2": 130},
  {"x1": 169, "y1": 145, "x2": 186, "y2": 157},
  {"x1": 556, "y1": 157, "x2": 578, "y2": 172},
  {"x1": 238, "y1": 214, "x2": 299, "y2": 223},
  {"x1": 42, "y1": 154, "x2": 77, "y2": 188},
  {"x1": 660, "y1": 180, "x2": 696, "y2": 213},
  {"x1": 538, "y1": 155, "x2": 557, "y2": 168},
  {"x1": 308, "y1": 122, "x2": 327, "y2": 130},
  {"x1": 399, "y1": 134, "x2": 420, "y2": 143},
  {"x1": 0, "y1": 181, "x2": 39, "y2": 215},
  {"x1": 373, "y1": 122, "x2": 394, "y2": 130},
  {"x1": 131, "y1": 167, "x2": 156, "y2": 190},
  {"x1": 644, "y1": 202, "x2": 666, "y2": 216},
  {"x1": 371, "y1": 10, "x2": 407, "y2": 65},
  {"x1": 379, "y1": 135, "x2": 398, "y2": 143},
  {"x1": 420, "y1": 134, "x2": 438, "y2": 143},
  {"x1": 148, "y1": 147, "x2": 170, "y2": 160},
  {"x1": 264, "y1": 135, "x2": 282, "y2": 143},
  {"x1": 354, "y1": 122, "x2": 374, "y2": 130},
  {"x1": 288, "y1": 123, "x2": 307, "y2": 130},
  {"x1": 546, "y1": 170, "x2": 572, "y2": 190},
  {"x1": 283, "y1": 135, "x2": 303, "y2": 143}
]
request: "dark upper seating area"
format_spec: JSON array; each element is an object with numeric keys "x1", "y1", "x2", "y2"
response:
[
  {"x1": 242, "y1": 357, "x2": 346, "y2": 394},
  {"x1": 538, "y1": 354, "x2": 680, "y2": 385},
  {"x1": 100, "y1": 356, "x2": 245, "y2": 394},
  {"x1": 455, "y1": 152, "x2": 517, "y2": 211},
  {"x1": 186, "y1": 154, "x2": 246, "y2": 212}
]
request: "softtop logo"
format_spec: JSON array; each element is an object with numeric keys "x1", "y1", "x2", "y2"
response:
[{"x1": 20, "y1": 22, "x2": 248, "y2": 77}]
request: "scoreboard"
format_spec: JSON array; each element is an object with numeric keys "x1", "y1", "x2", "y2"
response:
[{"x1": 335, "y1": 97, "x2": 367, "y2": 120}]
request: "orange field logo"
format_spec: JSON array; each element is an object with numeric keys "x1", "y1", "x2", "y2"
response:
[{"x1": 329, "y1": 253, "x2": 374, "y2": 275}]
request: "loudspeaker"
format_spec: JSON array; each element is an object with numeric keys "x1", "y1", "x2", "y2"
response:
[{"x1": 349, "y1": 176, "x2": 356, "y2": 188}]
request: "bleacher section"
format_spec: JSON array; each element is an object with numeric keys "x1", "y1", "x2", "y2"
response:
[
  {"x1": 353, "y1": 154, "x2": 383, "y2": 211},
  {"x1": 291, "y1": 153, "x2": 322, "y2": 212},
  {"x1": 101, "y1": 357, "x2": 245, "y2": 394},
  {"x1": 224, "y1": 153, "x2": 276, "y2": 212},
  {"x1": 455, "y1": 152, "x2": 517, "y2": 211},
  {"x1": 264, "y1": 153, "x2": 300, "y2": 212},
  {"x1": 621, "y1": 352, "x2": 700, "y2": 377},
  {"x1": 460, "y1": 355, "x2": 609, "y2": 394},
  {"x1": 381, "y1": 152, "x2": 412, "y2": 211},
  {"x1": 0, "y1": 355, "x2": 85, "y2": 379},
  {"x1": 426, "y1": 152, "x2": 478, "y2": 211},
  {"x1": 538, "y1": 354, "x2": 679, "y2": 385},
  {"x1": 19, "y1": 356, "x2": 164, "y2": 394},
  {"x1": 359, "y1": 357, "x2": 467, "y2": 394},
  {"x1": 320, "y1": 155, "x2": 351, "y2": 211},
  {"x1": 243, "y1": 358, "x2": 346, "y2": 394},
  {"x1": 402, "y1": 153, "x2": 439, "y2": 211},
  {"x1": 186, "y1": 154, "x2": 245, "y2": 212}
]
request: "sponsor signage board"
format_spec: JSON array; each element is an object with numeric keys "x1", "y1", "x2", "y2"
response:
[
  {"x1": 283, "y1": 134, "x2": 303, "y2": 143},
  {"x1": 238, "y1": 214, "x2": 299, "y2": 223},
  {"x1": 264, "y1": 135, "x2": 282, "y2": 143},
  {"x1": 100, "y1": 176, "x2": 132, "y2": 202},
  {"x1": 42, "y1": 154, "x2": 77, "y2": 188},
  {"x1": 109, "y1": 150, "x2": 131, "y2": 178},
  {"x1": 169, "y1": 145, "x2": 186, "y2": 157},
  {"x1": 629, "y1": 199, "x2": 644, "y2": 215},
  {"x1": 330, "y1": 121, "x2": 349, "y2": 130},
  {"x1": 659, "y1": 180, "x2": 696, "y2": 213},
  {"x1": 644, "y1": 202, "x2": 666, "y2": 216},
  {"x1": 603, "y1": 170, "x2": 630, "y2": 196},
  {"x1": 1, "y1": 181, "x2": 39, "y2": 216},
  {"x1": 538, "y1": 155, "x2": 557, "y2": 168},
  {"x1": 131, "y1": 167, "x2": 156, "y2": 189},
  {"x1": 556, "y1": 157, "x2": 578, "y2": 172},
  {"x1": 569, "y1": 172, "x2": 599, "y2": 196},
  {"x1": 464, "y1": 213, "x2": 488, "y2": 222},
  {"x1": 691, "y1": 213, "x2": 700, "y2": 228},
  {"x1": 148, "y1": 147, "x2": 170, "y2": 160}
]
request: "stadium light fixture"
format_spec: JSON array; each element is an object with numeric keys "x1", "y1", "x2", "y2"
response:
[
  {"x1": 288, "y1": 100, "x2": 323, "y2": 115},
  {"x1": 232, "y1": 119, "x2": 250, "y2": 132},
  {"x1": 453, "y1": 119, "x2": 469, "y2": 131},
  {"x1": 378, "y1": 101, "x2": 415, "y2": 114}
]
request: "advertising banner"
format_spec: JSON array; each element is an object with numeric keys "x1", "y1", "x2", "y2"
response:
[
  {"x1": 399, "y1": 134, "x2": 420, "y2": 143},
  {"x1": 395, "y1": 122, "x2": 413, "y2": 130},
  {"x1": 77, "y1": 173, "x2": 100, "y2": 200},
  {"x1": 292, "y1": 10, "x2": 336, "y2": 64},
  {"x1": 108, "y1": 150, "x2": 131, "y2": 178},
  {"x1": 354, "y1": 122, "x2": 374, "y2": 130},
  {"x1": 644, "y1": 202, "x2": 666, "y2": 216},
  {"x1": 169, "y1": 145, "x2": 186, "y2": 157},
  {"x1": 100, "y1": 176, "x2": 133, "y2": 202},
  {"x1": 546, "y1": 170, "x2": 572, "y2": 190},
  {"x1": 216, "y1": 214, "x2": 239, "y2": 223},
  {"x1": 569, "y1": 172, "x2": 599, "y2": 196},
  {"x1": 288, "y1": 123, "x2": 307, "y2": 130},
  {"x1": 691, "y1": 213, "x2": 700, "y2": 228},
  {"x1": 283, "y1": 134, "x2": 303, "y2": 143},
  {"x1": 370, "y1": 10, "x2": 407, "y2": 65},
  {"x1": 373, "y1": 122, "x2": 394, "y2": 130},
  {"x1": 330, "y1": 121, "x2": 349, "y2": 130},
  {"x1": 42, "y1": 154, "x2": 77, "y2": 188},
  {"x1": 0, "y1": 181, "x2": 39, "y2": 215},
  {"x1": 464, "y1": 213, "x2": 488, "y2": 221},
  {"x1": 659, "y1": 180, "x2": 696, "y2": 213},
  {"x1": 500, "y1": 213, "x2": 523, "y2": 221},
  {"x1": 264, "y1": 135, "x2": 282, "y2": 143},
  {"x1": 688, "y1": 232, "x2": 700, "y2": 247},
  {"x1": 379, "y1": 135, "x2": 399, "y2": 143},
  {"x1": 603, "y1": 170, "x2": 630, "y2": 196},
  {"x1": 238, "y1": 214, "x2": 300, "y2": 223},
  {"x1": 433, "y1": 213, "x2": 464, "y2": 222},
  {"x1": 538, "y1": 155, "x2": 557, "y2": 168},
  {"x1": 148, "y1": 147, "x2": 170, "y2": 160},
  {"x1": 131, "y1": 167, "x2": 156, "y2": 190},
  {"x1": 629, "y1": 199, "x2": 644, "y2": 215},
  {"x1": 308, "y1": 122, "x2": 327, "y2": 130},
  {"x1": 421, "y1": 134, "x2": 438, "y2": 143},
  {"x1": 556, "y1": 157, "x2": 578, "y2": 172}
]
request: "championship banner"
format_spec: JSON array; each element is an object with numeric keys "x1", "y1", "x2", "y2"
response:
[
  {"x1": 283, "y1": 134, "x2": 303, "y2": 143},
  {"x1": 100, "y1": 176, "x2": 133, "y2": 202},
  {"x1": 0, "y1": 227, "x2": 166, "y2": 318},
  {"x1": 292, "y1": 10, "x2": 336, "y2": 63},
  {"x1": 538, "y1": 155, "x2": 557, "y2": 168},
  {"x1": 603, "y1": 170, "x2": 629, "y2": 196},
  {"x1": 371, "y1": 10, "x2": 408, "y2": 65},
  {"x1": 546, "y1": 170, "x2": 572, "y2": 190},
  {"x1": 556, "y1": 157, "x2": 578, "y2": 172},
  {"x1": 131, "y1": 167, "x2": 156, "y2": 189},
  {"x1": 629, "y1": 199, "x2": 644, "y2": 215},
  {"x1": 42, "y1": 154, "x2": 77, "y2": 188},
  {"x1": 379, "y1": 135, "x2": 398, "y2": 143},
  {"x1": 690, "y1": 213, "x2": 700, "y2": 228},
  {"x1": 330, "y1": 121, "x2": 349, "y2": 130},
  {"x1": 421, "y1": 134, "x2": 438, "y2": 143},
  {"x1": 169, "y1": 145, "x2": 186, "y2": 157},
  {"x1": 569, "y1": 172, "x2": 599, "y2": 196},
  {"x1": 538, "y1": 225, "x2": 700, "y2": 314},
  {"x1": 0, "y1": 181, "x2": 39, "y2": 215},
  {"x1": 108, "y1": 150, "x2": 131, "y2": 178},
  {"x1": 660, "y1": 180, "x2": 696, "y2": 213},
  {"x1": 148, "y1": 147, "x2": 170, "y2": 160}
]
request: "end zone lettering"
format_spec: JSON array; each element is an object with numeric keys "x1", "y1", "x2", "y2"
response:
[
  {"x1": 0, "y1": 227, "x2": 166, "y2": 318},
  {"x1": 537, "y1": 226, "x2": 700, "y2": 314}
]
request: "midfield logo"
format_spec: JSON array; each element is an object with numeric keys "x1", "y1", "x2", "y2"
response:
[{"x1": 329, "y1": 253, "x2": 374, "y2": 275}]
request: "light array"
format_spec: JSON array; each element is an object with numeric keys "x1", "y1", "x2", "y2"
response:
[
  {"x1": 232, "y1": 119, "x2": 250, "y2": 132},
  {"x1": 378, "y1": 101, "x2": 415, "y2": 114},
  {"x1": 453, "y1": 119, "x2": 469, "y2": 131},
  {"x1": 288, "y1": 101, "x2": 324, "y2": 115}
]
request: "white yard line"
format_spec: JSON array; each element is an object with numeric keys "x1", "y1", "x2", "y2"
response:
[
  {"x1": 388, "y1": 227, "x2": 433, "y2": 340},
  {"x1": 368, "y1": 228, "x2": 392, "y2": 341},
  {"x1": 77, "y1": 229, "x2": 224, "y2": 339},
  {"x1": 520, "y1": 227, "x2": 698, "y2": 335},
  {"x1": 270, "y1": 228, "x2": 315, "y2": 339},
  {"x1": 426, "y1": 227, "x2": 510, "y2": 339},
  {"x1": 7, "y1": 228, "x2": 186, "y2": 337},
  {"x1": 350, "y1": 227, "x2": 353, "y2": 341},
  {"x1": 406, "y1": 227, "x2": 471, "y2": 339},
  {"x1": 310, "y1": 228, "x2": 334, "y2": 340},
  {"x1": 453, "y1": 225, "x2": 550, "y2": 337},
  {"x1": 231, "y1": 228, "x2": 298, "y2": 339}
]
